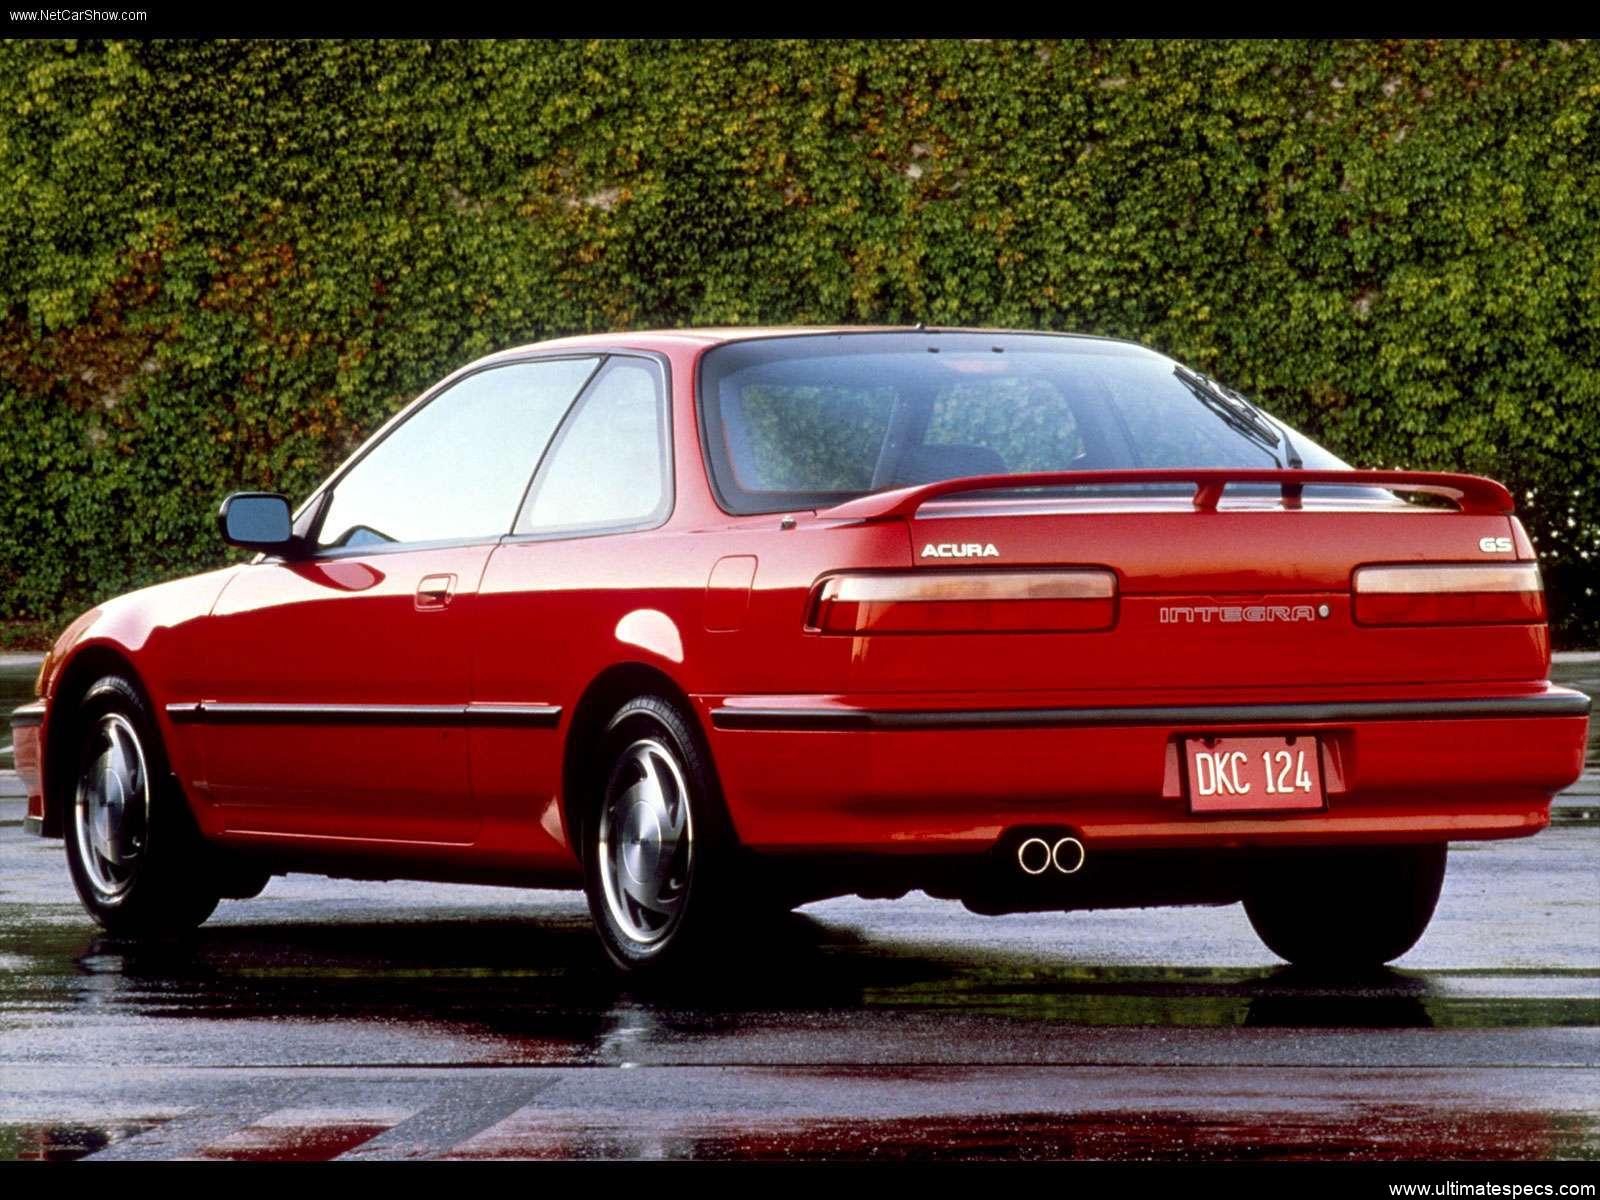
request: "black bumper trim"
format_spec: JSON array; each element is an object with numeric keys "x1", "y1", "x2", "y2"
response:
[
  {"x1": 710, "y1": 691, "x2": 1592, "y2": 732},
  {"x1": 22, "y1": 815, "x2": 44, "y2": 838},
  {"x1": 9, "y1": 701, "x2": 44, "y2": 729},
  {"x1": 164, "y1": 702, "x2": 563, "y2": 728}
]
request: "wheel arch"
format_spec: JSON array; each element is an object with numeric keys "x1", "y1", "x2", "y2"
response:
[
  {"x1": 560, "y1": 661, "x2": 720, "y2": 855},
  {"x1": 40, "y1": 643, "x2": 150, "y2": 839}
]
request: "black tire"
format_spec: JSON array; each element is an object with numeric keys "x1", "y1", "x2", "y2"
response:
[
  {"x1": 581, "y1": 695, "x2": 737, "y2": 977},
  {"x1": 1243, "y1": 843, "x2": 1448, "y2": 969},
  {"x1": 212, "y1": 860, "x2": 274, "y2": 900},
  {"x1": 63, "y1": 675, "x2": 220, "y2": 937}
]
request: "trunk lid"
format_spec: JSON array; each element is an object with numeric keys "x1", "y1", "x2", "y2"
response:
[{"x1": 816, "y1": 470, "x2": 1547, "y2": 695}]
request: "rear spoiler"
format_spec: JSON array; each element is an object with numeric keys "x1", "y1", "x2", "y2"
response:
[{"x1": 817, "y1": 469, "x2": 1514, "y2": 522}]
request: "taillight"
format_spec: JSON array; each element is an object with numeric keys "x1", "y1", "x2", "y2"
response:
[
  {"x1": 1352, "y1": 563, "x2": 1545, "y2": 626},
  {"x1": 807, "y1": 570, "x2": 1118, "y2": 634}
]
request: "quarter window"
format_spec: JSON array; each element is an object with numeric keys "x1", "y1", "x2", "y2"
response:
[
  {"x1": 316, "y1": 357, "x2": 599, "y2": 549},
  {"x1": 516, "y1": 358, "x2": 670, "y2": 535}
]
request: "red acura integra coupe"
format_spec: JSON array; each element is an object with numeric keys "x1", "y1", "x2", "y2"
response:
[{"x1": 11, "y1": 328, "x2": 1590, "y2": 976}]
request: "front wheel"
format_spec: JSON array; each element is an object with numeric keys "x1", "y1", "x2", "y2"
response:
[
  {"x1": 1243, "y1": 843, "x2": 1448, "y2": 969},
  {"x1": 582, "y1": 695, "x2": 736, "y2": 977},
  {"x1": 64, "y1": 675, "x2": 220, "y2": 937}
]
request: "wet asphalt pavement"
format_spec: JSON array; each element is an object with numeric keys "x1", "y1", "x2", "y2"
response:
[{"x1": 1, "y1": 658, "x2": 1596, "y2": 1162}]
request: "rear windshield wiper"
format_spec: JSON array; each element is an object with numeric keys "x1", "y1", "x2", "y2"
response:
[
  {"x1": 1172, "y1": 364, "x2": 1303, "y2": 469},
  {"x1": 1213, "y1": 373, "x2": 1306, "y2": 469}
]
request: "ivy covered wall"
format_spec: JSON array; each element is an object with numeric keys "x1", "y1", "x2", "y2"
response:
[{"x1": 2, "y1": 39, "x2": 1595, "y2": 644}]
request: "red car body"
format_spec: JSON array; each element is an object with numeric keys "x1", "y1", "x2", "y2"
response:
[{"x1": 11, "y1": 327, "x2": 1590, "y2": 972}]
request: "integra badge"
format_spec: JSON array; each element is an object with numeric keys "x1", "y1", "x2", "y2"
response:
[{"x1": 1160, "y1": 605, "x2": 1320, "y2": 624}]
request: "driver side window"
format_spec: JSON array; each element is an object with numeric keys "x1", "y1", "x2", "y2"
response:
[{"x1": 316, "y1": 357, "x2": 600, "y2": 549}]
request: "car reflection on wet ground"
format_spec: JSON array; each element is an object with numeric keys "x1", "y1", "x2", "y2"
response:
[{"x1": 0, "y1": 657, "x2": 1596, "y2": 1161}]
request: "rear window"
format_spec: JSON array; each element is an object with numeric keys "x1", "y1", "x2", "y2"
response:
[{"x1": 698, "y1": 332, "x2": 1354, "y2": 515}]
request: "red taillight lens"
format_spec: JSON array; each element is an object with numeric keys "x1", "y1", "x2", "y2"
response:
[
  {"x1": 807, "y1": 570, "x2": 1118, "y2": 634},
  {"x1": 1352, "y1": 563, "x2": 1545, "y2": 626}
]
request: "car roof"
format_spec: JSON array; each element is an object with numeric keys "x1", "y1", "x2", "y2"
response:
[{"x1": 472, "y1": 325, "x2": 1138, "y2": 363}]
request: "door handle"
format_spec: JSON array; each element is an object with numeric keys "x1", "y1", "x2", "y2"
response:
[{"x1": 415, "y1": 573, "x2": 457, "y2": 611}]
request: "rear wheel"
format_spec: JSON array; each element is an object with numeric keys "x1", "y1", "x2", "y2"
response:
[
  {"x1": 64, "y1": 675, "x2": 220, "y2": 936},
  {"x1": 1243, "y1": 843, "x2": 1447, "y2": 969},
  {"x1": 582, "y1": 695, "x2": 737, "y2": 977}
]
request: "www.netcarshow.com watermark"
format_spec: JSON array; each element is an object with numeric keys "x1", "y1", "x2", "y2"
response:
[{"x1": 7, "y1": 8, "x2": 148, "y2": 21}]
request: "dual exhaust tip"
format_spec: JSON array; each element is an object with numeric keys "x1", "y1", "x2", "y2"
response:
[{"x1": 1016, "y1": 835, "x2": 1086, "y2": 876}]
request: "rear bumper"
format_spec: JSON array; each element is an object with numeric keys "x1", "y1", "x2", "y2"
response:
[
  {"x1": 9, "y1": 701, "x2": 46, "y2": 838},
  {"x1": 701, "y1": 687, "x2": 1591, "y2": 853}
]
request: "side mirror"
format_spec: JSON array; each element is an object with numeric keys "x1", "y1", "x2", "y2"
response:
[{"x1": 217, "y1": 492, "x2": 297, "y2": 554}]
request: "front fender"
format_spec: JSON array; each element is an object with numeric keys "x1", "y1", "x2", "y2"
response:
[
  {"x1": 40, "y1": 565, "x2": 243, "y2": 702},
  {"x1": 31, "y1": 566, "x2": 243, "y2": 837}
]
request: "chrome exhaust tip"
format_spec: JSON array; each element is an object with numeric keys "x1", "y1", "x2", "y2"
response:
[
  {"x1": 1051, "y1": 836, "x2": 1086, "y2": 875},
  {"x1": 1017, "y1": 837, "x2": 1052, "y2": 876}
]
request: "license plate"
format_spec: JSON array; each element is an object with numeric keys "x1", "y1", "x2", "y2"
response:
[{"x1": 1184, "y1": 735, "x2": 1325, "y2": 813}]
